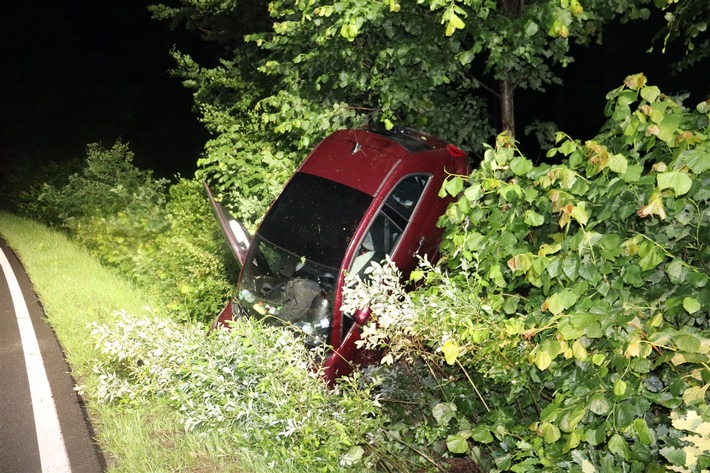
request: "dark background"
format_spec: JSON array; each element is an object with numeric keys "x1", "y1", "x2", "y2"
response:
[
  {"x1": 1, "y1": 1, "x2": 707, "y2": 180},
  {"x1": 0, "y1": 0, "x2": 209, "y2": 179}
]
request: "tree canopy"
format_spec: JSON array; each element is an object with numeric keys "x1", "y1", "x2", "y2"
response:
[{"x1": 150, "y1": 0, "x2": 707, "y2": 224}]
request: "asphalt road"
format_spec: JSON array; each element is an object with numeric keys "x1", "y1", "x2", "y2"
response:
[{"x1": 0, "y1": 238, "x2": 104, "y2": 473}]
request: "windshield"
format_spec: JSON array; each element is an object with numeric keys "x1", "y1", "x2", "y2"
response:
[{"x1": 236, "y1": 172, "x2": 372, "y2": 347}]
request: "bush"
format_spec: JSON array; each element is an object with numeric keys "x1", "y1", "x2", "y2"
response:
[
  {"x1": 17, "y1": 141, "x2": 233, "y2": 323},
  {"x1": 343, "y1": 74, "x2": 710, "y2": 471},
  {"x1": 128, "y1": 179, "x2": 235, "y2": 322},
  {"x1": 25, "y1": 141, "x2": 168, "y2": 233},
  {"x1": 89, "y1": 311, "x2": 384, "y2": 471}
]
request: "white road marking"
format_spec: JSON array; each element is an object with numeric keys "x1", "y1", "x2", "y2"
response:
[{"x1": 0, "y1": 247, "x2": 72, "y2": 473}]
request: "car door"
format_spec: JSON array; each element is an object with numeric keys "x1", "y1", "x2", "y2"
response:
[
  {"x1": 322, "y1": 174, "x2": 431, "y2": 380},
  {"x1": 202, "y1": 182, "x2": 251, "y2": 267}
]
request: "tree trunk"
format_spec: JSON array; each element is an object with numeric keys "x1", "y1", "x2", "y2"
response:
[
  {"x1": 498, "y1": 0, "x2": 522, "y2": 139},
  {"x1": 499, "y1": 77, "x2": 515, "y2": 139}
]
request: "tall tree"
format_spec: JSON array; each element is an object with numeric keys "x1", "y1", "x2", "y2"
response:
[
  {"x1": 150, "y1": 0, "x2": 707, "y2": 221},
  {"x1": 248, "y1": 0, "x2": 658, "y2": 141}
]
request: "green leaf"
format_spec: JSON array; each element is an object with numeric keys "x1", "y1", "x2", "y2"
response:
[
  {"x1": 510, "y1": 156, "x2": 533, "y2": 176},
  {"x1": 410, "y1": 269, "x2": 424, "y2": 283},
  {"x1": 524, "y1": 21, "x2": 539, "y2": 36},
  {"x1": 683, "y1": 384, "x2": 709, "y2": 406},
  {"x1": 623, "y1": 264, "x2": 644, "y2": 287},
  {"x1": 503, "y1": 295, "x2": 520, "y2": 315},
  {"x1": 559, "y1": 140, "x2": 577, "y2": 156},
  {"x1": 658, "y1": 113, "x2": 683, "y2": 143},
  {"x1": 444, "y1": 176, "x2": 464, "y2": 196},
  {"x1": 613, "y1": 378, "x2": 627, "y2": 396},
  {"x1": 608, "y1": 433, "x2": 631, "y2": 460},
  {"x1": 524, "y1": 210, "x2": 545, "y2": 227},
  {"x1": 674, "y1": 332, "x2": 701, "y2": 353},
  {"x1": 622, "y1": 164, "x2": 643, "y2": 182},
  {"x1": 446, "y1": 431, "x2": 470, "y2": 454},
  {"x1": 488, "y1": 264, "x2": 507, "y2": 288},
  {"x1": 660, "y1": 446, "x2": 686, "y2": 466},
  {"x1": 584, "y1": 424, "x2": 606, "y2": 446},
  {"x1": 463, "y1": 184, "x2": 483, "y2": 203},
  {"x1": 589, "y1": 394, "x2": 611, "y2": 415},
  {"x1": 471, "y1": 424, "x2": 494, "y2": 443},
  {"x1": 572, "y1": 340, "x2": 588, "y2": 361},
  {"x1": 545, "y1": 289, "x2": 579, "y2": 315},
  {"x1": 679, "y1": 147, "x2": 710, "y2": 174},
  {"x1": 640, "y1": 85, "x2": 661, "y2": 102},
  {"x1": 432, "y1": 402, "x2": 457, "y2": 425},
  {"x1": 341, "y1": 446, "x2": 364, "y2": 465},
  {"x1": 540, "y1": 422, "x2": 561, "y2": 443},
  {"x1": 638, "y1": 245, "x2": 664, "y2": 271},
  {"x1": 570, "y1": 203, "x2": 589, "y2": 226},
  {"x1": 563, "y1": 429, "x2": 581, "y2": 452},
  {"x1": 560, "y1": 404, "x2": 586, "y2": 432},
  {"x1": 534, "y1": 350, "x2": 553, "y2": 371},
  {"x1": 683, "y1": 297, "x2": 701, "y2": 314},
  {"x1": 617, "y1": 89, "x2": 638, "y2": 106},
  {"x1": 634, "y1": 418, "x2": 656, "y2": 445},
  {"x1": 442, "y1": 339, "x2": 460, "y2": 365},
  {"x1": 658, "y1": 171, "x2": 693, "y2": 196},
  {"x1": 608, "y1": 154, "x2": 628, "y2": 174},
  {"x1": 562, "y1": 256, "x2": 579, "y2": 281},
  {"x1": 666, "y1": 259, "x2": 688, "y2": 284},
  {"x1": 339, "y1": 22, "x2": 360, "y2": 42}
]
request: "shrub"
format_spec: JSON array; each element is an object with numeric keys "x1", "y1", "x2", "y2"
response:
[
  {"x1": 26, "y1": 141, "x2": 168, "y2": 234},
  {"x1": 89, "y1": 311, "x2": 384, "y2": 471},
  {"x1": 17, "y1": 141, "x2": 233, "y2": 323},
  {"x1": 129, "y1": 179, "x2": 235, "y2": 322},
  {"x1": 343, "y1": 74, "x2": 710, "y2": 471}
]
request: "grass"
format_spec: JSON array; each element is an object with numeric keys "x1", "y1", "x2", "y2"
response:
[
  {"x1": 0, "y1": 212, "x2": 151, "y2": 375},
  {"x1": 0, "y1": 212, "x2": 255, "y2": 472}
]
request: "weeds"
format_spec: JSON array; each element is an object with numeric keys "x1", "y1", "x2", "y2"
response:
[{"x1": 88, "y1": 311, "x2": 384, "y2": 471}]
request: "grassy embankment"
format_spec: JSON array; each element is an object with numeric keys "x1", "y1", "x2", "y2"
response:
[{"x1": 0, "y1": 212, "x2": 259, "y2": 473}]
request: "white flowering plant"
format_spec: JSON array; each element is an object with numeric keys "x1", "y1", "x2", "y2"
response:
[{"x1": 88, "y1": 311, "x2": 384, "y2": 471}]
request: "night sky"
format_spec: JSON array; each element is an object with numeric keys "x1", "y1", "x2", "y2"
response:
[
  {"x1": 1, "y1": 2, "x2": 707, "y2": 180},
  {"x1": 1, "y1": 0, "x2": 208, "y2": 179}
]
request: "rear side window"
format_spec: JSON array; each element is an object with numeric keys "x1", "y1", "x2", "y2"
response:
[{"x1": 385, "y1": 174, "x2": 430, "y2": 221}]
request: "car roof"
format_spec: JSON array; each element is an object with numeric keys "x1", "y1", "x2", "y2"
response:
[{"x1": 297, "y1": 128, "x2": 459, "y2": 197}]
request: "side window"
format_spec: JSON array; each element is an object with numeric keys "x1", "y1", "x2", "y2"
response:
[
  {"x1": 343, "y1": 175, "x2": 429, "y2": 336},
  {"x1": 350, "y1": 212, "x2": 403, "y2": 279},
  {"x1": 344, "y1": 212, "x2": 403, "y2": 336},
  {"x1": 385, "y1": 174, "x2": 430, "y2": 220}
]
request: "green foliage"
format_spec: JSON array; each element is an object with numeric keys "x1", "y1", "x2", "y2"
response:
[
  {"x1": 656, "y1": 0, "x2": 710, "y2": 70},
  {"x1": 343, "y1": 75, "x2": 710, "y2": 471},
  {"x1": 150, "y1": 0, "x2": 706, "y2": 224},
  {"x1": 121, "y1": 179, "x2": 235, "y2": 321},
  {"x1": 17, "y1": 142, "x2": 233, "y2": 323},
  {"x1": 248, "y1": 0, "x2": 494, "y2": 145},
  {"x1": 149, "y1": 0, "x2": 707, "y2": 222},
  {"x1": 24, "y1": 141, "x2": 167, "y2": 232},
  {"x1": 89, "y1": 311, "x2": 384, "y2": 471}
]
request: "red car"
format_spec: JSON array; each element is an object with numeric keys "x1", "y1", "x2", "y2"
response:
[{"x1": 205, "y1": 127, "x2": 470, "y2": 383}]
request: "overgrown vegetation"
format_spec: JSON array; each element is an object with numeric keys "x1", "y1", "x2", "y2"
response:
[
  {"x1": 0, "y1": 215, "x2": 385, "y2": 472},
  {"x1": 14, "y1": 73, "x2": 706, "y2": 472},
  {"x1": 2, "y1": 0, "x2": 707, "y2": 470},
  {"x1": 342, "y1": 74, "x2": 710, "y2": 471},
  {"x1": 89, "y1": 312, "x2": 383, "y2": 471},
  {"x1": 13, "y1": 141, "x2": 233, "y2": 323},
  {"x1": 149, "y1": 0, "x2": 708, "y2": 225}
]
